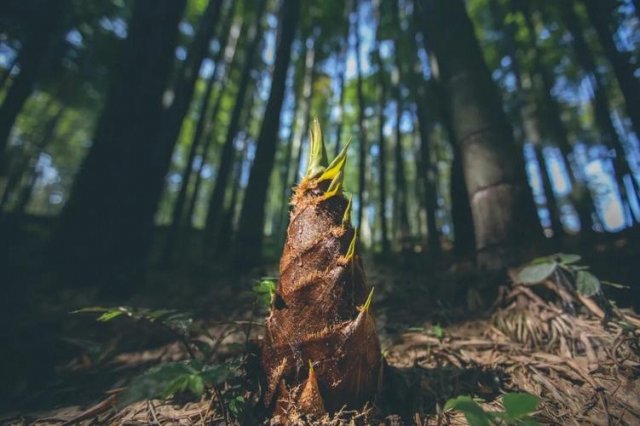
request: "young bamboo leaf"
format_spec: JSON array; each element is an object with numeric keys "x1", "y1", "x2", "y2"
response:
[
  {"x1": 342, "y1": 195, "x2": 353, "y2": 228},
  {"x1": 345, "y1": 230, "x2": 357, "y2": 261},
  {"x1": 323, "y1": 170, "x2": 344, "y2": 199},
  {"x1": 362, "y1": 287, "x2": 375, "y2": 312},
  {"x1": 306, "y1": 118, "x2": 328, "y2": 178},
  {"x1": 318, "y1": 137, "x2": 350, "y2": 183}
]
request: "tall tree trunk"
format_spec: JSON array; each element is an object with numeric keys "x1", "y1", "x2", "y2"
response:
[
  {"x1": 354, "y1": 0, "x2": 368, "y2": 231},
  {"x1": 51, "y1": 0, "x2": 186, "y2": 296},
  {"x1": 235, "y1": 0, "x2": 300, "y2": 262},
  {"x1": 203, "y1": 0, "x2": 267, "y2": 252},
  {"x1": 418, "y1": 0, "x2": 540, "y2": 269},
  {"x1": 333, "y1": 0, "x2": 353, "y2": 157},
  {"x1": 164, "y1": 7, "x2": 238, "y2": 261},
  {"x1": 213, "y1": 69, "x2": 260, "y2": 256},
  {"x1": 216, "y1": 146, "x2": 245, "y2": 255},
  {"x1": 404, "y1": 5, "x2": 442, "y2": 253},
  {"x1": 391, "y1": 22, "x2": 411, "y2": 247},
  {"x1": 374, "y1": 52, "x2": 390, "y2": 254},
  {"x1": 393, "y1": 94, "x2": 410, "y2": 245},
  {"x1": 186, "y1": 20, "x2": 244, "y2": 228},
  {"x1": 0, "y1": 1, "x2": 64, "y2": 169},
  {"x1": 582, "y1": 0, "x2": 640, "y2": 139}
]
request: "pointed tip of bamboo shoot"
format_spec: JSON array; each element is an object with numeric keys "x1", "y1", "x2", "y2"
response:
[
  {"x1": 306, "y1": 118, "x2": 329, "y2": 178},
  {"x1": 298, "y1": 358, "x2": 326, "y2": 416},
  {"x1": 318, "y1": 137, "x2": 350, "y2": 184},
  {"x1": 362, "y1": 287, "x2": 375, "y2": 313},
  {"x1": 345, "y1": 229, "x2": 357, "y2": 261},
  {"x1": 322, "y1": 170, "x2": 344, "y2": 200},
  {"x1": 342, "y1": 195, "x2": 353, "y2": 228}
]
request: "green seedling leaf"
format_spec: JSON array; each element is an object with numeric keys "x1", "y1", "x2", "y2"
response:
[
  {"x1": 228, "y1": 395, "x2": 246, "y2": 416},
  {"x1": 431, "y1": 325, "x2": 445, "y2": 341},
  {"x1": 502, "y1": 392, "x2": 539, "y2": 419},
  {"x1": 253, "y1": 278, "x2": 277, "y2": 308},
  {"x1": 576, "y1": 270, "x2": 601, "y2": 296},
  {"x1": 517, "y1": 262, "x2": 557, "y2": 284},
  {"x1": 552, "y1": 253, "x2": 581, "y2": 265},
  {"x1": 601, "y1": 280, "x2": 630, "y2": 290},
  {"x1": 96, "y1": 310, "x2": 125, "y2": 322},
  {"x1": 530, "y1": 255, "x2": 554, "y2": 265},
  {"x1": 445, "y1": 396, "x2": 491, "y2": 426}
]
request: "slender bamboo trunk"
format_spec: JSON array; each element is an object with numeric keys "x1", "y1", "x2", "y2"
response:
[
  {"x1": 275, "y1": 40, "x2": 310, "y2": 239},
  {"x1": 374, "y1": 51, "x2": 390, "y2": 254},
  {"x1": 146, "y1": 0, "x2": 223, "y2": 242},
  {"x1": 164, "y1": 8, "x2": 237, "y2": 261},
  {"x1": 186, "y1": 21, "x2": 244, "y2": 228},
  {"x1": 203, "y1": 0, "x2": 267, "y2": 252},
  {"x1": 235, "y1": 0, "x2": 300, "y2": 262},
  {"x1": 393, "y1": 94, "x2": 410, "y2": 245},
  {"x1": 334, "y1": 0, "x2": 353, "y2": 157},
  {"x1": 405, "y1": 7, "x2": 442, "y2": 253},
  {"x1": 216, "y1": 132, "x2": 250, "y2": 255},
  {"x1": 354, "y1": 0, "x2": 368, "y2": 231},
  {"x1": 213, "y1": 68, "x2": 260, "y2": 255},
  {"x1": 288, "y1": 43, "x2": 318, "y2": 206}
]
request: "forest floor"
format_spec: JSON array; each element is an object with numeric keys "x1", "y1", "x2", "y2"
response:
[{"x1": 1, "y1": 218, "x2": 639, "y2": 425}]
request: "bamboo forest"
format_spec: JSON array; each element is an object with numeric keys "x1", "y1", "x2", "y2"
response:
[{"x1": 1, "y1": 0, "x2": 640, "y2": 424}]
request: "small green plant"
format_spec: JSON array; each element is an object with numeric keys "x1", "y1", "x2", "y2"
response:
[
  {"x1": 445, "y1": 392, "x2": 540, "y2": 426},
  {"x1": 73, "y1": 306, "x2": 246, "y2": 419},
  {"x1": 516, "y1": 253, "x2": 603, "y2": 296},
  {"x1": 73, "y1": 306, "x2": 211, "y2": 358},
  {"x1": 118, "y1": 359, "x2": 239, "y2": 407},
  {"x1": 252, "y1": 277, "x2": 277, "y2": 308},
  {"x1": 431, "y1": 324, "x2": 446, "y2": 341}
]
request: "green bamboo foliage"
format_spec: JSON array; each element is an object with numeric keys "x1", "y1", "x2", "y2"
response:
[{"x1": 261, "y1": 119, "x2": 381, "y2": 417}]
